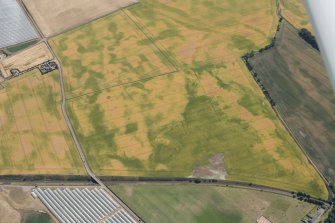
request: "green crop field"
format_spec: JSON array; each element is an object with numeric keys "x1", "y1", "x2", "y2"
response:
[
  {"x1": 50, "y1": 0, "x2": 328, "y2": 198},
  {"x1": 112, "y1": 184, "x2": 316, "y2": 223}
]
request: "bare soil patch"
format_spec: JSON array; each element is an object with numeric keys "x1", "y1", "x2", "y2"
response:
[{"x1": 192, "y1": 153, "x2": 227, "y2": 179}]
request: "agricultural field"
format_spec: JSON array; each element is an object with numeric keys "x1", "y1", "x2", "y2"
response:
[
  {"x1": 50, "y1": 11, "x2": 175, "y2": 99},
  {"x1": 50, "y1": 0, "x2": 327, "y2": 198},
  {"x1": 249, "y1": 20, "x2": 335, "y2": 183},
  {"x1": 280, "y1": 0, "x2": 312, "y2": 31},
  {"x1": 0, "y1": 69, "x2": 85, "y2": 174},
  {"x1": 0, "y1": 42, "x2": 53, "y2": 78},
  {"x1": 112, "y1": 184, "x2": 316, "y2": 223},
  {"x1": 23, "y1": 0, "x2": 138, "y2": 37}
]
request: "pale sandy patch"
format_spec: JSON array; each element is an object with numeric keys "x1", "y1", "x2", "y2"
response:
[{"x1": 23, "y1": 0, "x2": 139, "y2": 36}]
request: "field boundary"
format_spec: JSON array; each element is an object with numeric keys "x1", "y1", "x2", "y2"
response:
[
  {"x1": 65, "y1": 69, "x2": 179, "y2": 101},
  {"x1": 0, "y1": 174, "x2": 90, "y2": 181},
  {"x1": 121, "y1": 9, "x2": 179, "y2": 71}
]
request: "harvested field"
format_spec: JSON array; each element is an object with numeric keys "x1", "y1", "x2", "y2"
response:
[
  {"x1": 23, "y1": 0, "x2": 138, "y2": 37},
  {"x1": 280, "y1": 0, "x2": 312, "y2": 31},
  {"x1": 112, "y1": 184, "x2": 316, "y2": 223},
  {"x1": 51, "y1": 0, "x2": 327, "y2": 198},
  {"x1": 0, "y1": 69, "x2": 85, "y2": 174},
  {"x1": 0, "y1": 42, "x2": 53, "y2": 78},
  {"x1": 0, "y1": 186, "x2": 53, "y2": 223},
  {"x1": 249, "y1": 20, "x2": 335, "y2": 183}
]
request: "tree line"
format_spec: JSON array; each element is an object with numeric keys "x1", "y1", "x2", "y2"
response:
[
  {"x1": 240, "y1": 18, "x2": 284, "y2": 108},
  {"x1": 298, "y1": 28, "x2": 319, "y2": 51},
  {"x1": 241, "y1": 57, "x2": 276, "y2": 107}
]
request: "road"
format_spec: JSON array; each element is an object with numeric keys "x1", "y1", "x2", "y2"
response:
[{"x1": 107, "y1": 178, "x2": 294, "y2": 197}]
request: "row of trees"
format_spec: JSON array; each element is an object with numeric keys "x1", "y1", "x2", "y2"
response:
[
  {"x1": 293, "y1": 192, "x2": 328, "y2": 206},
  {"x1": 240, "y1": 18, "x2": 284, "y2": 108},
  {"x1": 241, "y1": 58, "x2": 276, "y2": 107},
  {"x1": 0, "y1": 175, "x2": 91, "y2": 182},
  {"x1": 325, "y1": 207, "x2": 335, "y2": 223},
  {"x1": 258, "y1": 17, "x2": 283, "y2": 53}
]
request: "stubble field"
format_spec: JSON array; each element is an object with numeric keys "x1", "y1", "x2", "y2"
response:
[
  {"x1": 23, "y1": 0, "x2": 138, "y2": 37},
  {"x1": 50, "y1": 0, "x2": 327, "y2": 198}
]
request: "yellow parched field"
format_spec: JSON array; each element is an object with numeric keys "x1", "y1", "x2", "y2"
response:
[
  {"x1": 50, "y1": 0, "x2": 327, "y2": 198},
  {"x1": 280, "y1": 0, "x2": 313, "y2": 31},
  {"x1": 0, "y1": 69, "x2": 85, "y2": 175},
  {"x1": 50, "y1": 11, "x2": 175, "y2": 99}
]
